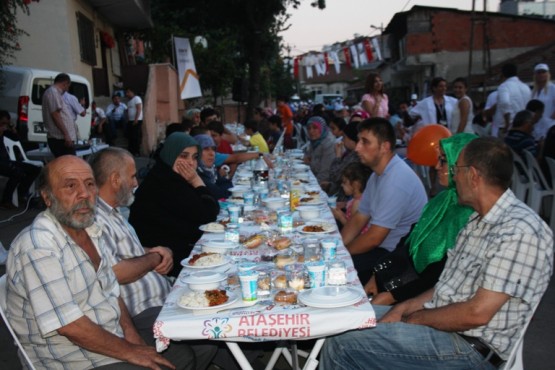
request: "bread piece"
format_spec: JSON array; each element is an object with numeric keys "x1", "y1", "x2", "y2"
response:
[
  {"x1": 273, "y1": 275, "x2": 287, "y2": 289},
  {"x1": 274, "y1": 290, "x2": 297, "y2": 304},
  {"x1": 275, "y1": 254, "x2": 295, "y2": 269},
  {"x1": 272, "y1": 237, "x2": 292, "y2": 251},
  {"x1": 243, "y1": 234, "x2": 265, "y2": 249}
]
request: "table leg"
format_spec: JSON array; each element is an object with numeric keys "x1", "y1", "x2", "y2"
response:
[
  {"x1": 291, "y1": 342, "x2": 299, "y2": 370},
  {"x1": 225, "y1": 342, "x2": 254, "y2": 370},
  {"x1": 302, "y1": 338, "x2": 325, "y2": 370}
]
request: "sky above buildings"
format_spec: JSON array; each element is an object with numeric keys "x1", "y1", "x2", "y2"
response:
[{"x1": 282, "y1": 0, "x2": 500, "y2": 56}]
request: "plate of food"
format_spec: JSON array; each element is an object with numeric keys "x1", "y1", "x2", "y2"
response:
[
  {"x1": 199, "y1": 223, "x2": 226, "y2": 233},
  {"x1": 297, "y1": 222, "x2": 336, "y2": 234},
  {"x1": 181, "y1": 252, "x2": 230, "y2": 268},
  {"x1": 178, "y1": 289, "x2": 238, "y2": 310},
  {"x1": 299, "y1": 197, "x2": 325, "y2": 206},
  {"x1": 298, "y1": 286, "x2": 363, "y2": 308}
]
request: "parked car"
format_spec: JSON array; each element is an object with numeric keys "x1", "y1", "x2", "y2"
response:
[
  {"x1": 0, "y1": 66, "x2": 92, "y2": 145},
  {"x1": 314, "y1": 93, "x2": 343, "y2": 109}
]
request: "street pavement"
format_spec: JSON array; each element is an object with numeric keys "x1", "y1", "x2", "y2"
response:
[{"x1": 1, "y1": 203, "x2": 554, "y2": 369}]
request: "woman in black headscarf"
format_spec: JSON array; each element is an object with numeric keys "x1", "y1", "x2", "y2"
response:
[{"x1": 129, "y1": 132, "x2": 220, "y2": 276}]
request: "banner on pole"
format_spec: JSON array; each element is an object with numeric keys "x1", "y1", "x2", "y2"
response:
[{"x1": 174, "y1": 37, "x2": 202, "y2": 99}]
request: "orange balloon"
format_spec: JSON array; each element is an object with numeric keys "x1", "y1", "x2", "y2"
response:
[{"x1": 407, "y1": 124, "x2": 452, "y2": 166}]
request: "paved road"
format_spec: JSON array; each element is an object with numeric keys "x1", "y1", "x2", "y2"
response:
[{"x1": 1, "y1": 206, "x2": 554, "y2": 369}]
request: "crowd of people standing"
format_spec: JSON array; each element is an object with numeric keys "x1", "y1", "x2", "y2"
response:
[{"x1": 2, "y1": 60, "x2": 555, "y2": 370}]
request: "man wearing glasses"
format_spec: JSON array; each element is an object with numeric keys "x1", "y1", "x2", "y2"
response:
[{"x1": 322, "y1": 138, "x2": 553, "y2": 370}]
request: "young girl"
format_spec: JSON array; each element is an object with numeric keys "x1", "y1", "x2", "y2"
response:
[
  {"x1": 329, "y1": 117, "x2": 346, "y2": 139},
  {"x1": 331, "y1": 162, "x2": 372, "y2": 233}
]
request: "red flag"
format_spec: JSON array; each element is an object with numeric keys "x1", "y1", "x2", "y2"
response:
[
  {"x1": 363, "y1": 39, "x2": 374, "y2": 62},
  {"x1": 293, "y1": 57, "x2": 299, "y2": 79},
  {"x1": 343, "y1": 48, "x2": 352, "y2": 69}
]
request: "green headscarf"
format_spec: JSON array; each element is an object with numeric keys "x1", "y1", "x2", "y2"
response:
[
  {"x1": 408, "y1": 133, "x2": 478, "y2": 273},
  {"x1": 160, "y1": 132, "x2": 201, "y2": 168}
]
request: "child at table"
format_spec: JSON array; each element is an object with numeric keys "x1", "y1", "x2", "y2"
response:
[{"x1": 330, "y1": 162, "x2": 372, "y2": 233}]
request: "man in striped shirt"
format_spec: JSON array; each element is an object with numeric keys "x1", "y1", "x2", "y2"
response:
[
  {"x1": 90, "y1": 147, "x2": 216, "y2": 369},
  {"x1": 5, "y1": 156, "x2": 182, "y2": 369}
]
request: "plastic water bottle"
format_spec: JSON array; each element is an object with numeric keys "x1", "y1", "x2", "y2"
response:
[{"x1": 253, "y1": 153, "x2": 269, "y2": 183}]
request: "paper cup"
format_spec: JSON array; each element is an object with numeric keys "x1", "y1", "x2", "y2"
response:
[
  {"x1": 244, "y1": 192, "x2": 255, "y2": 206},
  {"x1": 228, "y1": 206, "x2": 240, "y2": 223},
  {"x1": 238, "y1": 271, "x2": 259, "y2": 301},
  {"x1": 321, "y1": 238, "x2": 337, "y2": 262},
  {"x1": 306, "y1": 261, "x2": 326, "y2": 288}
]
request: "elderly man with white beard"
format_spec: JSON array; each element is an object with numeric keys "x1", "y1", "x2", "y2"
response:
[{"x1": 4, "y1": 155, "x2": 189, "y2": 369}]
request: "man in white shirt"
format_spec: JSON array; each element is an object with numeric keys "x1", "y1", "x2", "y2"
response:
[
  {"x1": 91, "y1": 101, "x2": 108, "y2": 142},
  {"x1": 125, "y1": 88, "x2": 143, "y2": 156},
  {"x1": 497, "y1": 63, "x2": 531, "y2": 136},
  {"x1": 531, "y1": 63, "x2": 555, "y2": 140},
  {"x1": 90, "y1": 147, "x2": 217, "y2": 370},
  {"x1": 63, "y1": 92, "x2": 86, "y2": 123},
  {"x1": 484, "y1": 90, "x2": 504, "y2": 137}
]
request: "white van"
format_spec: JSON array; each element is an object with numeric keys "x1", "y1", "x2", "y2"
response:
[
  {"x1": 0, "y1": 66, "x2": 92, "y2": 144},
  {"x1": 314, "y1": 93, "x2": 343, "y2": 106}
]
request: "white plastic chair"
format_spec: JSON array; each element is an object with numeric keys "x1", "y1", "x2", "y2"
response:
[
  {"x1": 3, "y1": 137, "x2": 43, "y2": 207},
  {"x1": 294, "y1": 122, "x2": 306, "y2": 149},
  {"x1": 511, "y1": 153, "x2": 531, "y2": 204},
  {"x1": 544, "y1": 157, "x2": 555, "y2": 231},
  {"x1": 3, "y1": 137, "x2": 43, "y2": 168},
  {"x1": 272, "y1": 130, "x2": 286, "y2": 155},
  {"x1": 500, "y1": 301, "x2": 540, "y2": 370},
  {"x1": 522, "y1": 150, "x2": 553, "y2": 217},
  {"x1": 0, "y1": 275, "x2": 37, "y2": 370}
]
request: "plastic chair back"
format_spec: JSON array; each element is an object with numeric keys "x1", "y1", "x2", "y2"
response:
[
  {"x1": 272, "y1": 131, "x2": 285, "y2": 155},
  {"x1": 544, "y1": 157, "x2": 555, "y2": 231},
  {"x1": 0, "y1": 275, "x2": 37, "y2": 370},
  {"x1": 500, "y1": 301, "x2": 540, "y2": 370},
  {"x1": 3, "y1": 137, "x2": 44, "y2": 167},
  {"x1": 522, "y1": 150, "x2": 553, "y2": 215}
]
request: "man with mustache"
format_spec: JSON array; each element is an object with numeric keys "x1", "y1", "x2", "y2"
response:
[
  {"x1": 90, "y1": 147, "x2": 216, "y2": 370},
  {"x1": 4, "y1": 156, "x2": 194, "y2": 369}
]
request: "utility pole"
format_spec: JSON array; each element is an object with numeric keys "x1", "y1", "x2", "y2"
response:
[{"x1": 468, "y1": 0, "x2": 476, "y2": 87}]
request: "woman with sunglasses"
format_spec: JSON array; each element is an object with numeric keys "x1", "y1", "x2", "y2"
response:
[{"x1": 365, "y1": 133, "x2": 478, "y2": 304}]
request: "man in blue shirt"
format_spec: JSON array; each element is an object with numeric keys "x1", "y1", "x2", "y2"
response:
[
  {"x1": 341, "y1": 118, "x2": 427, "y2": 284},
  {"x1": 504, "y1": 109, "x2": 541, "y2": 158},
  {"x1": 105, "y1": 94, "x2": 127, "y2": 145}
]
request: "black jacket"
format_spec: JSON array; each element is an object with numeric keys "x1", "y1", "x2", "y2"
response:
[{"x1": 129, "y1": 161, "x2": 220, "y2": 276}]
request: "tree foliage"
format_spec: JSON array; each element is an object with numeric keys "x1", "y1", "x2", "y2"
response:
[
  {"x1": 145, "y1": 0, "x2": 313, "y2": 118},
  {"x1": 0, "y1": 0, "x2": 31, "y2": 68}
]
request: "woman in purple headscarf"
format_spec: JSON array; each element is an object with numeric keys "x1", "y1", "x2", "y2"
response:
[{"x1": 303, "y1": 115, "x2": 336, "y2": 184}]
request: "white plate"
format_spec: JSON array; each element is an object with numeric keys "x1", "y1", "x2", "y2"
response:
[
  {"x1": 181, "y1": 255, "x2": 230, "y2": 269},
  {"x1": 297, "y1": 222, "x2": 336, "y2": 234},
  {"x1": 202, "y1": 240, "x2": 240, "y2": 249},
  {"x1": 298, "y1": 286, "x2": 363, "y2": 308},
  {"x1": 199, "y1": 224, "x2": 225, "y2": 233},
  {"x1": 180, "y1": 271, "x2": 227, "y2": 285},
  {"x1": 298, "y1": 198, "x2": 325, "y2": 206},
  {"x1": 236, "y1": 171, "x2": 254, "y2": 178},
  {"x1": 177, "y1": 291, "x2": 238, "y2": 310}
]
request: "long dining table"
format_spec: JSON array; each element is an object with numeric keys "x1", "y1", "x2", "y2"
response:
[{"x1": 153, "y1": 155, "x2": 376, "y2": 370}]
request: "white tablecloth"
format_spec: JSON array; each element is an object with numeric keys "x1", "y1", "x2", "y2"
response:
[{"x1": 155, "y1": 202, "x2": 375, "y2": 352}]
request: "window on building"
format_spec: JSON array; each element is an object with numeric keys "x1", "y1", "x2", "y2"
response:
[{"x1": 76, "y1": 12, "x2": 97, "y2": 66}]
